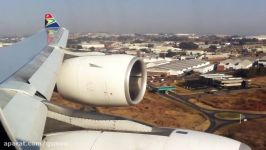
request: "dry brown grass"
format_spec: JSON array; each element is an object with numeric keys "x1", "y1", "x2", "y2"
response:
[
  {"x1": 175, "y1": 86, "x2": 194, "y2": 95},
  {"x1": 51, "y1": 91, "x2": 209, "y2": 131},
  {"x1": 51, "y1": 92, "x2": 87, "y2": 110},
  {"x1": 97, "y1": 92, "x2": 209, "y2": 131},
  {"x1": 196, "y1": 89, "x2": 266, "y2": 111},
  {"x1": 250, "y1": 76, "x2": 266, "y2": 87},
  {"x1": 215, "y1": 119, "x2": 266, "y2": 150}
]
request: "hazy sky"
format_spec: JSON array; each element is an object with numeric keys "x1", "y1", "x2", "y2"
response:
[{"x1": 0, "y1": 0, "x2": 266, "y2": 36}]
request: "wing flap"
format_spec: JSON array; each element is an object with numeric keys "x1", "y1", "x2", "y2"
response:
[
  {"x1": 29, "y1": 48, "x2": 64, "y2": 100},
  {"x1": 2, "y1": 93, "x2": 47, "y2": 144}
]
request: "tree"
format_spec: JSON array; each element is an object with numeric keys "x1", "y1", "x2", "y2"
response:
[
  {"x1": 140, "y1": 48, "x2": 151, "y2": 53},
  {"x1": 89, "y1": 47, "x2": 95, "y2": 51},
  {"x1": 147, "y1": 43, "x2": 154, "y2": 48},
  {"x1": 165, "y1": 50, "x2": 177, "y2": 57},
  {"x1": 179, "y1": 42, "x2": 199, "y2": 50},
  {"x1": 76, "y1": 45, "x2": 82, "y2": 49},
  {"x1": 132, "y1": 39, "x2": 143, "y2": 43},
  {"x1": 209, "y1": 45, "x2": 217, "y2": 50}
]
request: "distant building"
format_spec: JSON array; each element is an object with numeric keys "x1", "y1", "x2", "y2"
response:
[
  {"x1": 258, "y1": 56, "x2": 266, "y2": 66},
  {"x1": 198, "y1": 44, "x2": 223, "y2": 49},
  {"x1": 178, "y1": 56, "x2": 197, "y2": 60},
  {"x1": 193, "y1": 64, "x2": 214, "y2": 74},
  {"x1": 0, "y1": 43, "x2": 13, "y2": 47},
  {"x1": 201, "y1": 74, "x2": 249, "y2": 88},
  {"x1": 151, "y1": 46, "x2": 181, "y2": 54},
  {"x1": 218, "y1": 58, "x2": 254, "y2": 70},
  {"x1": 81, "y1": 42, "x2": 105, "y2": 50},
  {"x1": 204, "y1": 53, "x2": 230, "y2": 60},
  {"x1": 185, "y1": 50, "x2": 205, "y2": 56},
  {"x1": 125, "y1": 50, "x2": 138, "y2": 56},
  {"x1": 147, "y1": 59, "x2": 211, "y2": 75},
  {"x1": 256, "y1": 46, "x2": 266, "y2": 53},
  {"x1": 216, "y1": 65, "x2": 225, "y2": 72},
  {"x1": 246, "y1": 35, "x2": 266, "y2": 41},
  {"x1": 144, "y1": 58, "x2": 172, "y2": 68}
]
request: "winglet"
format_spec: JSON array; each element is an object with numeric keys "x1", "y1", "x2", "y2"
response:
[{"x1": 45, "y1": 13, "x2": 60, "y2": 29}]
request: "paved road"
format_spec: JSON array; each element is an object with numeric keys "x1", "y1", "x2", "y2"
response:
[{"x1": 160, "y1": 91, "x2": 266, "y2": 133}]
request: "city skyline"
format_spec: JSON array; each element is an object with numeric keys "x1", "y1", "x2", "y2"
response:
[{"x1": 1, "y1": 0, "x2": 266, "y2": 36}]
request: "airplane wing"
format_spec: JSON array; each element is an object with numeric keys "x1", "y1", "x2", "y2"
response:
[
  {"x1": 0, "y1": 17, "x2": 68, "y2": 100},
  {"x1": 0, "y1": 13, "x2": 69, "y2": 149}
]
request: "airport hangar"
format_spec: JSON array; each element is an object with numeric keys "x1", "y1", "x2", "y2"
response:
[{"x1": 147, "y1": 59, "x2": 214, "y2": 76}]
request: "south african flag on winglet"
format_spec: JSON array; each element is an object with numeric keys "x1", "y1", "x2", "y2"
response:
[{"x1": 45, "y1": 13, "x2": 60, "y2": 28}]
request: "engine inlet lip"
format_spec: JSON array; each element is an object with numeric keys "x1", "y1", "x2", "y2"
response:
[{"x1": 124, "y1": 57, "x2": 147, "y2": 105}]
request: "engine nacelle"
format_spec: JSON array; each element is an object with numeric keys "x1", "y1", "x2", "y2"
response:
[{"x1": 57, "y1": 55, "x2": 147, "y2": 106}]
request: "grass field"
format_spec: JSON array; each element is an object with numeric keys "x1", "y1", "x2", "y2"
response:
[
  {"x1": 97, "y1": 92, "x2": 210, "y2": 131},
  {"x1": 215, "y1": 112, "x2": 243, "y2": 120},
  {"x1": 51, "y1": 91, "x2": 210, "y2": 131},
  {"x1": 250, "y1": 76, "x2": 266, "y2": 87},
  {"x1": 195, "y1": 89, "x2": 266, "y2": 111}
]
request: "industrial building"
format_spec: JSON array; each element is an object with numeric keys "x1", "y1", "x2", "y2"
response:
[
  {"x1": 81, "y1": 42, "x2": 105, "y2": 50},
  {"x1": 185, "y1": 50, "x2": 205, "y2": 56},
  {"x1": 204, "y1": 52, "x2": 230, "y2": 60},
  {"x1": 200, "y1": 74, "x2": 249, "y2": 88},
  {"x1": 0, "y1": 42, "x2": 13, "y2": 48},
  {"x1": 246, "y1": 35, "x2": 266, "y2": 40},
  {"x1": 193, "y1": 64, "x2": 214, "y2": 74},
  {"x1": 258, "y1": 56, "x2": 266, "y2": 66},
  {"x1": 144, "y1": 58, "x2": 172, "y2": 68},
  {"x1": 147, "y1": 59, "x2": 212, "y2": 75},
  {"x1": 151, "y1": 46, "x2": 181, "y2": 53},
  {"x1": 256, "y1": 46, "x2": 266, "y2": 53},
  {"x1": 218, "y1": 58, "x2": 254, "y2": 71},
  {"x1": 177, "y1": 55, "x2": 197, "y2": 60}
]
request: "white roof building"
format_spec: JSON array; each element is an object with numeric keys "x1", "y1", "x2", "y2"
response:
[
  {"x1": 116, "y1": 43, "x2": 150, "y2": 50},
  {"x1": 201, "y1": 74, "x2": 248, "y2": 87},
  {"x1": 147, "y1": 59, "x2": 211, "y2": 75},
  {"x1": 125, "y1": 50, "x2": 138, "y2": 55},
  {"x1": 258, "y1": 56, "x2": 266, "y2": 66},
  {"x1": 193, "y1": 64, "x2": 214, "y2": 74},
  {"x1": 144, "y1": 58, "x2": 173, "y2": 68},
  {"x1": 204, "y1": 53, "x2": 230, "y2": 60},
  {"x1": 246, "y1": 35, "x2": 266, "y2": 40},
  {"x1": 219, "y1": 58, "x2": 254, "y2": 70},
  {"x1": 178, "y1": 56, "x2": 197, "y2": 60},
  {"x1": 151, "y1": 46, "x2": 181, "y2": 54},
  {"x1": 81, "y1": 42, "x2": 105, "y2": 49},
  {"x1": 0, "y1": 42, "x2": 13, "y2": 48},
  {"x1": 257, "y1": 46, "x2": 266, "y2": 53},
  {"x1": 186, "y1": 50, "x2": 206, "y2": 56}
]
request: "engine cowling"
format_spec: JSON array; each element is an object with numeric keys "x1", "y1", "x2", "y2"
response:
[{"x1": 57, "y1": 55, "x2": 147, "y2": 106}]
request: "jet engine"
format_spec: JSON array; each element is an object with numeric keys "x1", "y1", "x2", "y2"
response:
[{"x1": 57, "y1": 55, "x2": 147, "y2": 106}]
